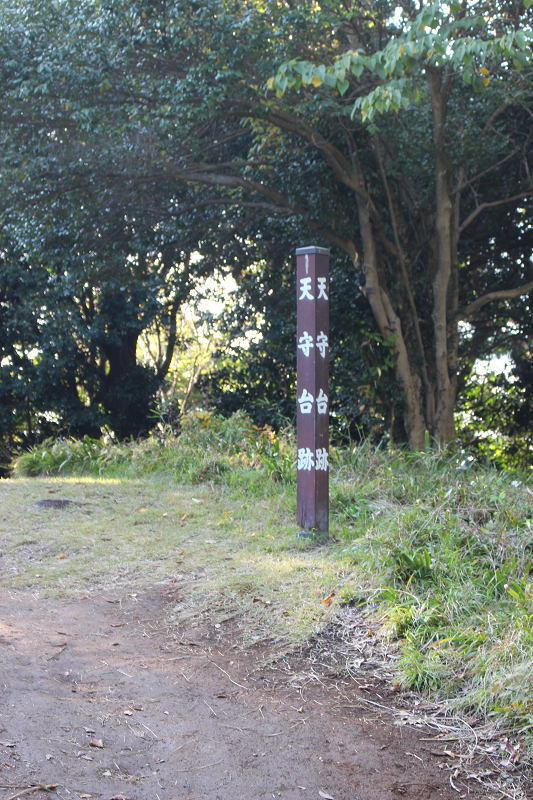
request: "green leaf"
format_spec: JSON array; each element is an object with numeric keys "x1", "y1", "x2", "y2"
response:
[
  {"x1": 515, "y1": 30, "x2": 527, "y2": 50},
  {"x1": 337, "y1": 77, "x2": 350, "y2": 96}
]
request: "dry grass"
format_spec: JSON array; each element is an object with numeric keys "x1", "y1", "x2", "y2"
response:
[{"x1": 0, "y1": 475, "x2": 357, "y2": 648}]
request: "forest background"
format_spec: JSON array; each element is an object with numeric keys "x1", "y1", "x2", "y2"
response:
[{"x1": 2, "y1": 0, "x2": 533, "y2": 467}]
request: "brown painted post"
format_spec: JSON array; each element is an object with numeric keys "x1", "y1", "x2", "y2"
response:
[{"x1": 296, "y1": 246, "x2": 330, "y2": 539}]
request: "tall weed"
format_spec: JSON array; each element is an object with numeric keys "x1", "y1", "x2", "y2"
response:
[
  {"x1": 13, "y1": 411, "x2": 296, "y2": 488},
  {"x1": 334, "y1": 442, "x2": 533, "y2": 733}
]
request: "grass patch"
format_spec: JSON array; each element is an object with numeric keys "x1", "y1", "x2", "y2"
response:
[{"x1": 5, "y1": 411, "x2": 533, "y2": 740}]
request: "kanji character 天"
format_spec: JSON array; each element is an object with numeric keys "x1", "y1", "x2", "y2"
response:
[
  {"x1": 299, "y1": 277, "x2": 314, "y2": 300},
  {"x1": 317, "y1": 277, "x2": 328, "y2": 300}
]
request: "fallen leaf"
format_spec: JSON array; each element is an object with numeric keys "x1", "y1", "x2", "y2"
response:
[
  {"x1": 181, "y1": 513, "x2": 190, "y2": 523},
  {"x1": 59, "y1": 553, "x2": 66, "y2": 559},
  {"x1": 215, "y1": 694, "x2": 227, "y2": 699},
  {"x1": 267, "y1": 534, "x2": 275, "y2": 540},
  {"x1": 135, "y1": 507, "x2": 149, "y2": 513},
  {"x1": 79, "y1": 794, "x2": 93, "y2": 798},
  {"x1": 322, "y1": 591, "x2": 335, "y2": 607},
  {"x1": 162, "y1": 513, "x2": 168, "y2": 517},
  {"x1": 124, "y1": 710, "x2": 133, "y2": 716},
  {"x1": 109, "y1": 794, "x2": 127, "y2": 800},
  {"x1": 110, "y1": 623, "x2": 125, "y2": 628},
  {"x1": 319, "y1": 792, "x2": 335, "y2": 800},
  {"x1": 89, "y1": 738, "x2": 103, "y2": 748},
  {"x1": 192, "y1": 498, "x2": 202, "y2": 504},
  {"x1": 84, "y1": 727, "x2": 95, "y2": 733},
  {"x1": 205, "y1": 539, "x2": 216, "y2": 544},
  {"x1": 0, "y1": 741, "x2": 16, "y2": 747}
]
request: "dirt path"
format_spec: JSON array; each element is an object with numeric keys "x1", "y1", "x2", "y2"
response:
[{"x1": 0, "y1": 586, "x2": 506, "y2": 800}]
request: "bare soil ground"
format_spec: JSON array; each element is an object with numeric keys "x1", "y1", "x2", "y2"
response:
[{"x1": 0, "y1": 584, "x2": 522, "y2": 800}]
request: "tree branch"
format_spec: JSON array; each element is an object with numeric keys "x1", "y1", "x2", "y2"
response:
[
  {"x1": 454, "y1": 144, "x2": 517, "y2": 194},
  {"x1": 456, "y1": 279, "x2": 533, "y2": 321},
  {"x1": 172, "y1": 168, "x2": 359, "y2": 261},
  {"x1": 482, "y1": 102, "x2": 510, "y2": 137},
  {"x1": 458, "y1": 192, "x2": 533, "y2": 235},
  {"x1": 157, "y1": 295, "x2": 181, "y2": 381}
]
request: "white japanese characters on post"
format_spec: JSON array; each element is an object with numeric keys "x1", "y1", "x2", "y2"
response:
[{"x1": 296, "y1": 246, "x2": 330, "y2": 538}]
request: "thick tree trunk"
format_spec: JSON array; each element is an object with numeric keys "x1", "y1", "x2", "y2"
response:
[
  {"x1": 102, "y1": 331, "x2": 139, "y2": 385},
  {"x1": 355, "y1": 190, "x2": 426, "y2": 450},
  {"x1": 427, "y1": 68, "x2": 456, "y2": 444}
]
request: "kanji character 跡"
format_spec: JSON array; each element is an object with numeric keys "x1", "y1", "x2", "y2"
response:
[
  {"x1": 316, "y1": 331, "x2": 329, "y2": 358},
  {"x1": 298, "y1": 331, "x2": 314, "y2": 357},
  {"x1": 316, "y1": 388, "x2": 328, "y2": 414},
  {"x1": 315, "y1": 448, "x2": 329, "y2": 471},
  {"x1": 299, "y1": 277, "x2": 314, "y2": 300},
  {"x1": 298, "y1": 388, "x2": 314, "y2": 414},
  {"x1": 317, "y1": 277, "x2": 328, "y2": 300},
  {"x1": 297, "y1": 447, "x2": 315, "y2": 471}
]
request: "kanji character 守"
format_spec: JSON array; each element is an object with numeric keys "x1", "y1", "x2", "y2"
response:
[
  {"x1": 316, "y1": 331, "x2": 329, "y2": 358},
  {"x1": 298, "y1": 331, "x2": 314, "y2": 357}
]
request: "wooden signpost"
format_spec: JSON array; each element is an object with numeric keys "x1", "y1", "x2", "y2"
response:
[{"x1": 296, "y1": 246, "x2": 330, "y2": 540}]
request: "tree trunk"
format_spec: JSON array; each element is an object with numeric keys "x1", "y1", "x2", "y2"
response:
[
  {"x1": 354, "y1": 189, "x2": 426, "y2": 450},
  {"x1": 102, "y1": 331, "x2": 139, "y2": 386},
  {"x1": 427, "y1": 67, "x2": 456, "y2": 444}
]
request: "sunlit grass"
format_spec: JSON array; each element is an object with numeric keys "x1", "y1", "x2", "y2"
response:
[
  {"x1": 5, "y1": 412, "x2": 533, "y2": 738},
  {"x1": 0, "y1": 471, "x2": 348, "y2": 647}
]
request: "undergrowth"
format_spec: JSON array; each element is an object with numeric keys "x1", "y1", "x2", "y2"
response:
[
  {"x1": 10, "y1": 411, "x2": 533, "y2": 740},
  {"x1": 14, "y1": 410, "x2": 295, "y2": 486}
]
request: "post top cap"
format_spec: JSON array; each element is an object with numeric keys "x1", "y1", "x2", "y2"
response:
[{"x1": 296, "y1": 246, "x2": 330, "y2": 256}]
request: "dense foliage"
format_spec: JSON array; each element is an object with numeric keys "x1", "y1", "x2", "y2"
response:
[{"x1": 1, "y1": 0, "x2": 533, "y2": 461}]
